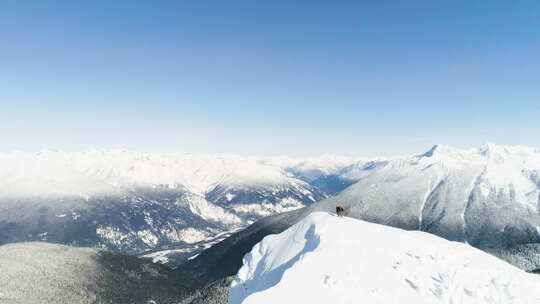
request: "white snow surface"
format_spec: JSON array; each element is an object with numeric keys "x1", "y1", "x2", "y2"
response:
[{"x1": 230, "y1": 212, "x2": 540, "y2": 304}]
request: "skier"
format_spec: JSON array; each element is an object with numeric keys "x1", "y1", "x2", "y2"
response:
[{"x1": 336, "y1": 205, "x2": 344, "y2": 217}]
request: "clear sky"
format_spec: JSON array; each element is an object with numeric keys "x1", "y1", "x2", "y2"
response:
[{"x1": 1, "y1": 1, "x2": 539, "y2": 156}]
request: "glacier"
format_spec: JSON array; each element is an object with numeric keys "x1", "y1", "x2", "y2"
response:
[{"x1": 229, "y1": 212, "x2": 540, "y2": 304}]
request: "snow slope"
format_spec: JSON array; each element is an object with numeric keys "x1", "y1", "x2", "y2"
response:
[
  {"x1": 230, "y1": 212, "x2": 540, "y2": 304},
  {"x1": 307, "y1": 143, "x2": 540, "y2": 248}
]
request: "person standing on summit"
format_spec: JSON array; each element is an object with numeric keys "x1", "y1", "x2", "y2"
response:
[{"x1": 336, "y1": 205, "x2": 344, "y2": 217}]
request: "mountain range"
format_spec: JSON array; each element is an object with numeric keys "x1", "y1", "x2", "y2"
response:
[
  {"x1": 2, "y1": 143, "x2": 540, "y2": 269},
  {"x1": 0, "y1": 150, "x2": 361, "y2": 264},
  {"x1": 181, "y1": 143, "x2": 540, "y2": 284},
  {"x1": 2, "y1": 143, "x2": 540, "y2": 303}
]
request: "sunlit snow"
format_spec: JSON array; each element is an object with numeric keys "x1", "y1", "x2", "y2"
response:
[{"x1": 230, "y1": 212, "x2": 540, "y2": 304}]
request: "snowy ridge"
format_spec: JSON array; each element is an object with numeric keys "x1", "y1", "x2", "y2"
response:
[
  {"x1": 0, "y1": 150, "x2": 361, "y2": 197},
  {"x1": 1, "y1": 144, "x2": 537, "y2": 197},
  {"x1": 306, "y1": 143, "x2": 540, "y2": 248},
  {"x1": 166, "y1": 144, "x2": 540, "y2": 287},
  {"x1": 230, "y1": 212, "x2": 540, "y2": 304},
  {"x1": 2, "y1": 144, "x2": 540, "y2": 263}
]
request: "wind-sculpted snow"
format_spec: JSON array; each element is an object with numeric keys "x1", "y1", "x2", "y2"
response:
[{"x1": 230, "y1": 212, "x2": 540, "y2": 304}]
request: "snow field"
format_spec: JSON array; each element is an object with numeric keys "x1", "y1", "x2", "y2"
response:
[{"x1": 230, "y1": 212, "x2": 540, "y2": 304}]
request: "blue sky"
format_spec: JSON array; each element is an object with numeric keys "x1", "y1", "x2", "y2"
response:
[{"x1": 1, "y1": 1, "x2": 539, "y2": 156}]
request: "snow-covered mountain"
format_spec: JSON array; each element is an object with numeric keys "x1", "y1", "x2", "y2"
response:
[
  {"x1": 182, "y1": 143, "x2": 540, "y2": 283},
  {"x1": 307, "y1": 143, "x2": 540, "y2": 248},
  {"x1": 4, "y1": 144, "x2": 540, "y2": 268},
  {"x1": 0, "y1": 150, "x2": 358, "y2": 262},
  {"x1": 0, "y1": 150, "x2": 343, "y2": 197},
  {"x1": 3, "y1": 144, "x2": 540, "y2": 303},
  {"x1": 229, "y1": 212, "x2": 540, "y2": 304}
]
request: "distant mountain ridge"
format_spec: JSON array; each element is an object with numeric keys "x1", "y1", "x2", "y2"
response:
[
  {"x1": 0, "y1": 150, "x2": 364, "y2": 196},
  {"x1": 4, "y1": 144, "x2": 539, "y2": 268},
  {"x1": 0, "y1": 150, "x2": 362, "y2": 263}
]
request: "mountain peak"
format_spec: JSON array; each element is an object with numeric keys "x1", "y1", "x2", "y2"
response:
[
  {"x1": 479, "y1": 142, "x2": 501, "y2": 157},
  {"x1": 422, "y1": 144, "x2": 444, "y2": 157},
  {"x1": 230, "y1": 212, "x2": 540, "y2": 304},
  {"x1": 480, "y1": 141, "x2": 497, "y2": 150}
]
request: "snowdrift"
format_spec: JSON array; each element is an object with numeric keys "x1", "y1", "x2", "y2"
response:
[{"x1": 230, "y1": 212, "x2": 540, "y2": 304}]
